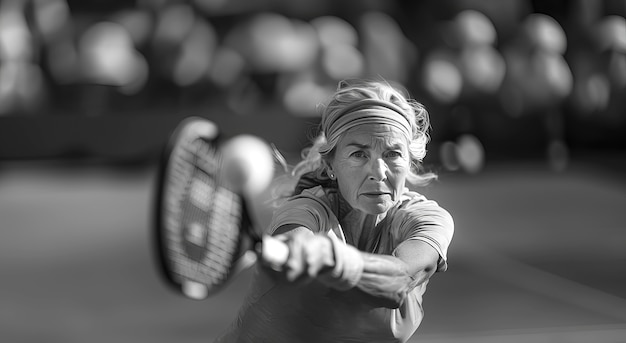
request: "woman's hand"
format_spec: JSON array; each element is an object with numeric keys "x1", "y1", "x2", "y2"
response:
[{"x1": 263, "y1": 227, "x2": 335, "y2": 283}]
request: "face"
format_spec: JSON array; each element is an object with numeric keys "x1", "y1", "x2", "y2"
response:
[{"x1": 329, "y1": 123, "x2": 410, "y2": 215}]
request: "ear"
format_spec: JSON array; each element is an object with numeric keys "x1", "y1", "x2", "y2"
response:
[{"x1": 323, "y1": 160, "x2": 335, "y2": 180}]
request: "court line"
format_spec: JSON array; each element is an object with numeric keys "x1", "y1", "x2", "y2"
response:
[
  {"x1": 417, "y1": 324, "x2": 626, "y2": 343},
  {"x1": 461, "y1": 241, "x2": 626, "y2": 323}
]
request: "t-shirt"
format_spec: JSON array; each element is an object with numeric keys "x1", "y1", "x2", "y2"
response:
[{"x1": 215, "y1": 186, "x2": 454, "y2": 343}]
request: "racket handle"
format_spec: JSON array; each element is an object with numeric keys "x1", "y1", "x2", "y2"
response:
[
  {"x1": 259, "y1": 235, "x2": 289, "y2": 270},
  {"x1": 182, "y1": 280, "x2": 208, "y2": 300}
]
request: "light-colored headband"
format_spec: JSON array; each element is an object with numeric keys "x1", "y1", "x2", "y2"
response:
[{"x1": 324, "y1": 99, "x2": 413, "y2": 143}]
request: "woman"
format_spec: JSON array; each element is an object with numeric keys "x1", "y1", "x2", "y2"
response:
[{"x1": 216, "y1": 79, "x2": 454, "y2": 342}]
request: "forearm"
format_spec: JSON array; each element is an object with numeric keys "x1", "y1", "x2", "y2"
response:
[
  {"x1": 319, "y1": 236, "x2": 438, "y2": 308},
  {"x1": 354, "y1": 250, "x2": 436, "y2": 308}
]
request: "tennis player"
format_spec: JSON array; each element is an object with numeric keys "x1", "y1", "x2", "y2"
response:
[{"x1": 215, "y1": 79, "x2": 454, "y2": 342}]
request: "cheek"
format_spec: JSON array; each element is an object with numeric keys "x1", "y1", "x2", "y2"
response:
[
  {"x1": 390, "y1": 159, "x2": 409, "y2": 175},
  {"x1": 337, "y1": 174, "x2": 361, "y2": 197},
  {"x1": 334, "y1": 170, "x2": 365, "y2": 205},
  {"x1": 389, "y1": 164, "x2": 409, "y2": 187},
  {"x1": 334, "y1": 159, "x2": 364, "y2": 181}
]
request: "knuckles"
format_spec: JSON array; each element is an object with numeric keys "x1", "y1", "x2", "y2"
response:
[{"x1": 282, "y1": 233, "x2": 334, "y2": 280}]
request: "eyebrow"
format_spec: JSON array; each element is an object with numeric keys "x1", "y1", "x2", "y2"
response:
[
  {"x1": 345, "y1": 143, "x2": 369, "y2": 149},
  {"x1": 345, "y1": 142, "x2": 405, "y2": 150}
]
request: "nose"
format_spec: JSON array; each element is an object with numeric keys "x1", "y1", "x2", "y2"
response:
[{"x1": 368, "y1": 158, "x2": 388, "y2": 182}]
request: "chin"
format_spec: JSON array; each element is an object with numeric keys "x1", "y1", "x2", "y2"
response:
[{"x1": 362, "y1": 202, "x2": 392, "y2": 215}]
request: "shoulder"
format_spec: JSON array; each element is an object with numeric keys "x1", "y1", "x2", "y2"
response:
[
  {"x1": 289, "y1": 186, "x2": 335, "y2": 209},
  {"x1": 400, "y1": 189, "x2": 450, "y2": 212},
  {"x1": 269, "y1": 186, "x2": 338, "y2": 234},
  {"x1": 398, "y1": 189, "x2": 427, "y2": 205},
  {"x1": 392, "y1": 189, "x2": 454, "y2": 229},
  {"x1": 298, "y1": 185, "x2": 329, "y2": 199},
  {"x1": 389, "y1": 190, "x2": 454, "y2": 271}
]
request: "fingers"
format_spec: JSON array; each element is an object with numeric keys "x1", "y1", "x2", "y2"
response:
[
  {"x1": 304, "y1": 236, "x2": 334, "y2": 277},
  {"x1": 285, "y1": 234, "x2": 306, "y2": 282},
  {"x1": 266, "y1": 232, "x2": 334, "y2": 283}
]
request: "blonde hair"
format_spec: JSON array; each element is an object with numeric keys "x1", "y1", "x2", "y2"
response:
[{"x1": 274, "y1": 79, "x2": 436, "y2": 201}]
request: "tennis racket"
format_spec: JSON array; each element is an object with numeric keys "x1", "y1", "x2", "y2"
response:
[{"x1": 153, "y1": 117, "x2": 288, "y2": 300}]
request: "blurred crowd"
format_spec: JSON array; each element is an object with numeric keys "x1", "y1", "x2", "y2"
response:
[{"x1": 0, "y1": 0, "x2": 624, "y2": 171}]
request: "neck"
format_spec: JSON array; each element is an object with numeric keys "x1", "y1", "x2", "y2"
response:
[
  {"x1": 336, "y1": 193, "x2": 389, "y2": 250},
  {"x1": 336, "y1": 192, "x2": 353, "y2": 221},
  {"x1": 336, "y1": 192, "x2": 390, "y2": 224}
]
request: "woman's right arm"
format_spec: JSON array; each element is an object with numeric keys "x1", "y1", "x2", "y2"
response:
[{"x1": 266, "y1": 224, "x2": 441, "y2": 309}]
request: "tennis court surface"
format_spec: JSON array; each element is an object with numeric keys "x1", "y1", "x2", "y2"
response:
[{"x1": 1, "y1": 157, "x2": 624, "y2": 342}]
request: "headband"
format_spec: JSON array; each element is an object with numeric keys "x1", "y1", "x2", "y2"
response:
[{"x1": 324, "y1": 99, "x2": 413, "y2": 143}]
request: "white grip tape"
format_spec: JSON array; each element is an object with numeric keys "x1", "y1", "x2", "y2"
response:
[
  {"x1": 261, "y1": 235, "x2": 289, "y2": 269},
  {"x1": 182, "y1": 280, "x2": 208, "y2": 300}
]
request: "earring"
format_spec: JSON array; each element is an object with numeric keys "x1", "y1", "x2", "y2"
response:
[{"x1": 328, "y1": 172, "x2": 335, "y2": 180}]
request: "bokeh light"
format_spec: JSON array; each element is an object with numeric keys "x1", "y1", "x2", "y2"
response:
[
  {"x1": 0, "y1": 0, "x2": 622, "y2": 166},
  {"x1": 79, "y1": 21, "x2": 148, "y2": 94}
]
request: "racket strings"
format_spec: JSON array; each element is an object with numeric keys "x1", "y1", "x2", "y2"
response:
[{"x1": 164, "y1": 135, "x2": 244, "y2": 291}]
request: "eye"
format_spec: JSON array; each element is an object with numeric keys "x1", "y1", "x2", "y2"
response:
[
  {"x1": 385, "y1": 150, "x2": 403, "y2": 159},
  {"x1": 350, "y1": 150, "x2": 367, "y2": 159}
]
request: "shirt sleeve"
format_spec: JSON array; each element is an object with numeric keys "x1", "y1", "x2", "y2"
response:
[{"x1": 390, "y1": 194, "x2": 454, "y2": 272}]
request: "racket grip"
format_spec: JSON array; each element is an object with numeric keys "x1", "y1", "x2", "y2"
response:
[{"x1": 259, "y1": 235, "x2": 289, "y2": 270}]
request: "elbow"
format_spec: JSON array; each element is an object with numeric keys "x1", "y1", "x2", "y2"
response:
[
  {"x1": 382, "y1": 270, "x2": 433, "y2": 309},
  {"x1": 383, "y1": 288, "x2": 411, "y2": 309},
  {"x1": 386, "y1": 290, "x2": 408, "y2": 309},
  {"x1": 359, "y1": 287, "x2": 409, "y2": 309},
  {"x1": 380, "y1": 268, "x2": 435, "y2": 309}
]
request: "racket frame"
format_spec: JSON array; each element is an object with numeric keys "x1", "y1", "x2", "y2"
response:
[{"x1": 153, "y1": 117, "x2": 260, "y2": 299}]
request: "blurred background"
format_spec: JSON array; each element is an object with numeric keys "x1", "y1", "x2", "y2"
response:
[{"x1": 0, "y1": 0, "x2": 625, "y2": 342}]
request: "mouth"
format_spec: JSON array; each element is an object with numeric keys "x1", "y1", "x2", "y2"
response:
[{"x1": 361, "y1": 191, "x2": 391, "y2": 198}]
